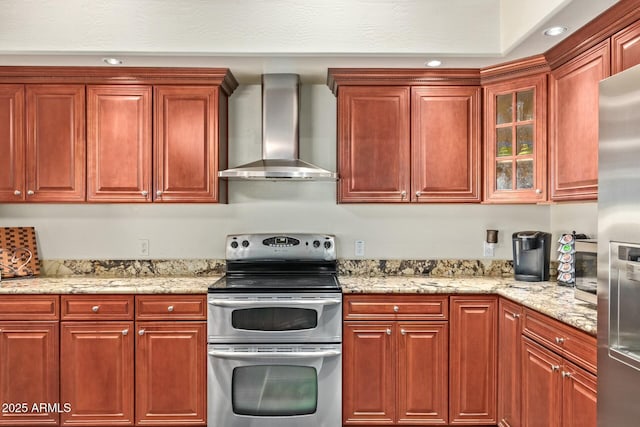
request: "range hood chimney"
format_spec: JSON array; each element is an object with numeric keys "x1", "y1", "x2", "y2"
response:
[{"x1": 219, "y1": 73, "x2": 338, "y2": 181}]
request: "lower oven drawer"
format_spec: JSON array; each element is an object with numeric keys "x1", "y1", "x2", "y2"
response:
[
  {"x1": 207, "y1": 343, "x2": 341, "y2": 427},
  {"x1": 207, "y1": 293, "x2": 342, "y2": 343}
]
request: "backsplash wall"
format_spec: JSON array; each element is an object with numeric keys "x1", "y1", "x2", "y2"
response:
[{"x1": 0, "y1": 84, "x2": 589, "y2": 260}]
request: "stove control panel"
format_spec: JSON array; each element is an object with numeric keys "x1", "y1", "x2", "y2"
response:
[{"x1": 225, "y1": 233, "x2": 336, "y2": 261}]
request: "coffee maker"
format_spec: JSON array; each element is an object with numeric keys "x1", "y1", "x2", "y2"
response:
[{"x1": 512, "y1": 231, "x2": 551, "y2": 281}]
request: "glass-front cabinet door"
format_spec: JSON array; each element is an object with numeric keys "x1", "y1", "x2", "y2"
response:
[{"x1": 484, "y1": 74, "x2": 547, "y2": 203}]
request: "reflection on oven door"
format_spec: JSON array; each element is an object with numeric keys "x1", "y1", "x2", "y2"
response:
[{"x1": 207, "y1": 344, "x2": 341, "y2": 427}]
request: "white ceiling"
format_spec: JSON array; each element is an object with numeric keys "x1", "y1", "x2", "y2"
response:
[{"x1": 0, "y1": 0, "x2": 618, "y2": 83}]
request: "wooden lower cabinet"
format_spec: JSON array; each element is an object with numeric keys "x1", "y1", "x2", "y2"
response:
[
  {"x1": 343, "y1": 320, "x2": 448, "y2": 425},
  {"x1": 521, "y1": 337, "x2": 596, "y2": 427},
  {"x1": 60, "y1": 321, "x2": 135, "y2": 426},
  {"x1": 0, "y1": 322, "x2": 59, "y2": 426},
  {"x1": 449, "y1": 296, "x2": 497, "y2": 425},
  {"x1": 135, "y1": 322, "x2": 206, "y2": 425},
  {"x1": 498, "y1": 298, "x2": 523, "y2": 427}
]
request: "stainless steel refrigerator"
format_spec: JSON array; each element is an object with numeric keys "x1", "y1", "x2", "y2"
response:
[{"x1": 598, "y1": 63, "x2": 640, "y2": 426}]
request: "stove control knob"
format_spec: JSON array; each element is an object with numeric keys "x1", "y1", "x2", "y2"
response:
[
  {"x1": 230, "y1": 241, "x2": 239, "y2": 249},
  {"x1": 242, "y1": 240, "x2": 250, "y2": 248},
  {"x1": 324, "y1": 241, "x2": 332, "y2": 249},
  {"x1": 313, "y1": 240, "x2": 321, "y2": 248}
]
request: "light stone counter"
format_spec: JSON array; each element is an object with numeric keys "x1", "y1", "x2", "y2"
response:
[
  {"x1": 0, "y1": 276, "x2": 218, "y2": 294},
  {"x1": 0, "y1": 275, "x2": 596, "y2": 335},
  {"x1": 340, "y1": 276, "x2": 597, "y2": 336}
]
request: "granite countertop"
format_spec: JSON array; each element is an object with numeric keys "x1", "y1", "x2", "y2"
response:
[{"x1": 0, "y1": 275, "x2": 596, "y2": 335}]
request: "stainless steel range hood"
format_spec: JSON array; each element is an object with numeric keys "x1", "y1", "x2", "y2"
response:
[{"x1": 219, "y1": 74, "x2": 338, "y2": 181}]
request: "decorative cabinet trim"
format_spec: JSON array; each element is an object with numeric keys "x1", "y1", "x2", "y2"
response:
[
  {"x1": 327, "y1": 68, "x2": 481, "y2": 95},
  {"x1": 480, "y1": 54, "x2": 550, "y2": 85},
  {"x1": 0, "y1": 66, "x2": 238, "y2": 95}
]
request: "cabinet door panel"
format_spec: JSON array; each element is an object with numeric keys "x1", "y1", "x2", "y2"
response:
[
  {"x1": 343, "y1": 322, "x2": 395, "y2": 424},
  {"x1": 0, "y1": 322, "x2": 59, "y2": 426},
  {"x1": 26, "y1": 84, "x2": 85, "y2": 202},
  {"x1": 450, "y1": 296, "x2": 497, "y2": 425},
  {"x1": 521, "y1": 337, "x2": 562, "y2": 427},
  {"x1": 0, "y1": 85, "x2": 25, "y2": 202},
  {"x1": 550, "y1": 41, "x2": 610, "y2": 201},
  {"x1": 411, "y1": 86, "x2": 481, "y2": 202},
  {"x1": 87, "y1": 85, "x2": 152, "y2": 202},
  {"x1": 397, "y1": 322, "x2": 448, "y2": 424},
  {"x1": 498, "y1": 299, "x2": 523, "y2": 427},
  {"x1": 136, "y1": 322, "x2": 206, "y2": 425},
  {"x1": 60, "y1": 322, "x2": 134, "y2": 426},
  {"x1": 338, "y1": 86, "x2": 411, "y2": 202},
  {"x1": 154, "y1": 86, "x2": 220, "y2": 202},
  {"x1": 562, "y1": 361, "x2": 596, "y2": 427},
  {"x1": 612, "y1": 19, "x2": 640, "y2": 74},
  {"x1": 484, "y1": 75, "x2": 547, "y2": 203}
]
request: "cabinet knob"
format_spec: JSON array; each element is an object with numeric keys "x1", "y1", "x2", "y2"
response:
[
  {"x1": 141, "y1": 190, "x2": 148, "y2": 197},
  {"x1": 415, "y1": 191, "x2": 421, "y2": 198},
  {"x1": 386, "y1": 329, "x2": 392, "y2": 335},
  {"x1": 513, "y1": 313, "x2": 521, "y2": 318},
  {"x1": 401, "y1": 329, "x2": 406, "y2": 335},
  {"x1": 122, "y1": 329, "x2": 129, "y2": 336},
  {"x1": 27, "y1": 190, "x2": 35, "y2": 196},
  {"x1": 551, "y1": 365, "x2": 560, "y2": 372},
  {"x1": 92, "y1": 305, "x2": 100, "y2": 313},
  {"x1": 167, "y1": 305, "x2": 174, "y2": 312},
  {"x1": 535, "y1": 189, "x2": 542, "y2": 194},
  {"x1": 139, "y1": 329, "x2": 145, "y2": 336},
  {"x1": 393, "y1": 305, "x2": 399, "y2": 312},
  {"x1": 562, "y1": 371, "x2": 572, "y2": 378},
  {"x1": 400, "y1": 191, "x2": 407, "y2": 199},
  {"x1": 555, "y1": 337, "x2": 565, "y2": 344},
  {"x1": 14, "y1": 190, "x2": 21, "y2": 196},
  {"x1": 156, "y1": 190, "x2": 163, "y2": 196}
]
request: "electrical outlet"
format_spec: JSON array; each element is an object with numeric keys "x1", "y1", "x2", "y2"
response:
[
  {"x1": 483, "y1": 241, "x2": 495, "y2": 257},
  {"x1": 355, "y1": 240, "x2": 365, "y2": 257},
  {"x1": 138, "y1": 239, "x2": 150, "y2": 257}
]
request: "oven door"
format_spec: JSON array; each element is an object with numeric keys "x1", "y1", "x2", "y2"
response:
[
  {"x1": 207, "y1": 293, "x2": 342, "y2": 343},
  {"x1": 207, "y1": 343, "x2": 341, "y2": 427}
]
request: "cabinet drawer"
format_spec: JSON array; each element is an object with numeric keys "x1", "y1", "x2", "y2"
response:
[
  {"x1": 61, "y1": 295, "x2": 134, "y2": 320},
  {"x1": 0, "y1": 295, "x2": 59, "y2": 320},
  {"x1": 523, "y1": 308, "x2": 596, "y2": 374},
  {"x1": 136, "y1": 295, "x2": 206, "y2": 320},
  {"x1": 344, "y1": 294, "x2": 448, "y2": 320}
]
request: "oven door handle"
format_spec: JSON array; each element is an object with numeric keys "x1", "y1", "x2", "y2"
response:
[
  {"x1": 208, "y1": 298, "x2": 342, "y2": 307},
  {"x1": 208, "y1": 349, "x2": 341, "y2": 359}
]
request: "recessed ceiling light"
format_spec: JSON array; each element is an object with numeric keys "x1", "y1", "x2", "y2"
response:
[
  {"x1": 543, "y1": 26, "x2": 568, "y2": 37},
  {"x1": 103, "y1": 57, "x2": 123, "y2": 65},
  {"x1": 425, "y1": 59, "x2": 442, "y2": 67}
]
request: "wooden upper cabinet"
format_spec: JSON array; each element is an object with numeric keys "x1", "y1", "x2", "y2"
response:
[
  {"x1": 484, "y1": 74, "x2": 547, "y2": 203},
  {"x1": 549, "y1": 40, "x2": 611, "y2": 201},
  {"x1": 337, "y1": 86, "x2": 411, "y2": 203},
  {"x1": 154, "y1": 85, "x2": 223, "y2": 203},
  {"x1": 25, "y1": 84, "x2": 85, "y2": 202},
  {"x1": 411, "y1": 86, "x2": 481, "y2": 202},
  {"x1": 0, "y1": 85, "x2": 25, "y2": 202},
  {"x1": 612, "y1": 19, "x2": 640, "y2": 74},
  {"x1": 87, "y1": 85, "x2": 152, "y2": 202}
]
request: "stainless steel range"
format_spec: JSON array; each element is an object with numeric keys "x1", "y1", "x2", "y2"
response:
[{"x1": 207, "y1": 233, "x2": 342, "y2": 427}]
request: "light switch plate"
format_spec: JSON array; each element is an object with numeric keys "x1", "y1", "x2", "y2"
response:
[
  {"x1": 483, "y1": 241, "x2": 495, "y2": 257},
  {"x1": 355, "y1": 240, "x2": 365, "y2": 257}
]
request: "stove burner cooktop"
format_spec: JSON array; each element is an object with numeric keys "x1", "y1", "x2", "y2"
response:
[{"x1": 208, "y1": 274, "x2": 341, "y2": 293}]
